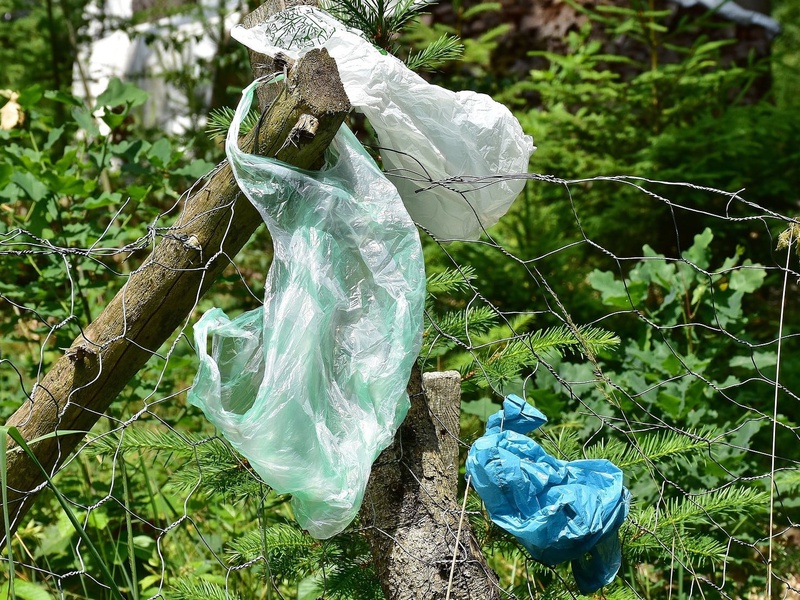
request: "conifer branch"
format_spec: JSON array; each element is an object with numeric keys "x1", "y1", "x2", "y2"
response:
[
  {"x1": 170, "y1": 579, "x2": 241, "y2": 600},
  {"x1": 83, "y1": 427, "x2": 208, "y2": 458},
  {"x1": 584, "y1": 428, "x2": 715, "y2": 469},
  {"x1": 322, "y1": 0, "x2": 438, "y2": 51},
  {"x1": 634, "y1": 486, "x2": 768, "y2": 533},
  {"x1": 406, "y1": 33, "x2": 464, "y2": 71},
  {"x1": 425, "y1": 265, "x2": 476, "y2": 296}
]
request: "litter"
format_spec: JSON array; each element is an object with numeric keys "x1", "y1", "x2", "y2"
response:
[
  {"x1": 466, "y1": 395, "x2": 631, "y2": 593},
  {"x1": 231, "y1": 5, "x2": 535, "y2": 241},
  {"x1": 188, "y1": 79, "x2": 425, "y2": 539}
]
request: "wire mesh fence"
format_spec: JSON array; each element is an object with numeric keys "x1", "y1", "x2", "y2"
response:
[{"x1": 1, "y1": 138, "x2": 799, "y2": 599}]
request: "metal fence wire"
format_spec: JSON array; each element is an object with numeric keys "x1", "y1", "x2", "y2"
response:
[{"x1": 1, "y1": 157, "x2": 799, "y2": 598}]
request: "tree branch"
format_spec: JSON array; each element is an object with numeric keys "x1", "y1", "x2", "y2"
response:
[{"x1": 1, "y1": 2, "x2": 349, "y2": 540}]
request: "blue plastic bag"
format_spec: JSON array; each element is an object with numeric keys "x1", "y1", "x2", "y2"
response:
[{"x1": 465, "y1": 395, "x2": 631, "y2": 593}]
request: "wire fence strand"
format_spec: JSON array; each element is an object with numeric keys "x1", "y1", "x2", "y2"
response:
[{"x1": 1, "y1": 159, "x2": 799, "y2": 599}]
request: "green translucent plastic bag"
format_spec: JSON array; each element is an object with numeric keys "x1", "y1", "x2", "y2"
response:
[{"x1": 188, "y1": 80, "x2": 425, "y2": 538}]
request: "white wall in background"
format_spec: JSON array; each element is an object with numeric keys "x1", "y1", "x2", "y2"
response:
[{"x1": 75, "y1": 0, "x2": 242, "y2": 134}]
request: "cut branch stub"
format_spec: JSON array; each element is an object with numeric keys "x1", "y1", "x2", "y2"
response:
[
  {"x1": 2, "y1": 44, "x2": 350, "y2": 540},
  {"x1": 242, "y1": 0, "x2": 318, "y2": 112},
  {"x1": 360, "y1": 368, "x2": 502, "y2": 600}
]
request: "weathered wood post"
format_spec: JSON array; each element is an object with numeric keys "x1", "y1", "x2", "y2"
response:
[{"x1": 361, "y1": 367, "x2": 503, "y2": 599}]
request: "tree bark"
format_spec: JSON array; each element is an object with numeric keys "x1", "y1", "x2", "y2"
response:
[
  {"x1": 1, "y1": 2, "x2": 349, "y2": 540},
  {"x1": 360, "y1": 368, "x2": 502, "y2": 600}
]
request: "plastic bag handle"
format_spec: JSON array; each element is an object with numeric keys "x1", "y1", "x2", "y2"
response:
[{"x1": 225, "y1": 75, "x2": 285, "y2": 162}]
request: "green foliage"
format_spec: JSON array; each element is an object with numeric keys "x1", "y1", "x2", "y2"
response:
[
  {"x1": 0, "y1": 81, "x2": 216, "y2": 411},
  {"x1": 0, "y1": 579, "x2": 52, "y2": 600},
  {"x1": 553, "y1": 228, "x2": 771, "y2": 441},
  {"x1": 625, "y1": 486, "x2": 770, "y2": 570},
  {"x1": 422, "y1": 266, "x2": 619, "y2": 394},
  {"x1": 323, "y1": 0, "x2": 464, "y2": 71},
  {"x1": 403, "y1": 0, "x2": 508, "y2": 83},
  {"x1": 2, "y1": 427, "x2": 126, "y2": 600},
  {"x1": 86, "y1": 426, "x2": 266, "y2": 502},
  {"x1": 424, "y1": 263, "x2": 476, "y2": 295},
  {"x1": 0, "y1": 74, "x2": 249, "y2": 600},
  {"x1": 227, "y1": 523, "x2": 382, "y2": 599},
  {"x1": 517, "y1": 227, "x2": 783, "y2": 595},
  {"x1": 324, "y1": 0, "x2": 434, "y2": 51},
  {"x1": 550, "y1": 426, "x2": 713, "y2": 469},
  {"x1": 419, "y1": 1, "x2": 800, "y2": 321},
  {"x1": 2, "y1": 1, "x2": 799, "y2": 598},
  {"x1": 0, "y1": 0, "x2": 89, "y2": 94},
  {"x1": 206, "y1": 105, "x2": 260, "y2": 141},
  {"x1": 589, "y1": 227, "x2": 767, "y2": 333},
  {"x1": 169, "y1": 578, "x2": 242, "y2": 600},
  {"x1": 773, "y1": 0, "x2": 800, "y2": 110},
  {"x1": 405, "y1": 33, "x2": 464, "y2": 71},
  {"x1": 634, "y1": 485, "x2": 768, "y2": 537}
]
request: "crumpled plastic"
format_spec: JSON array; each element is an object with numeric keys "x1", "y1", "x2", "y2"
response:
[
  {"x1": 465, "y1": 395, "x2": 631, "y2": 594},
  {"x1": 188, "y1": 79, "x2": 425, "y2": 539},
  {"x1": 231, "y1": 5, "x2": 535, "y2": 241}
]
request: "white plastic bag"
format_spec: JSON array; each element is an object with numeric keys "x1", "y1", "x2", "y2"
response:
[
  {"x1": 231, "y1": 6, "x2": 535, "y2": 241},
  {"x1": 188, "y1": 80, "x2": 425, "y2": 538}
]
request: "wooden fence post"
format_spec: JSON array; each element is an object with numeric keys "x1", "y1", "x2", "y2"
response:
[{"x1": 360, "y1": 367, "x2": 503, "y2": 599}]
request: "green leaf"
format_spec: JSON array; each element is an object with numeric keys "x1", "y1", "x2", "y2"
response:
[
  {"x1": 17, "y1": 85, "x2": 43, "y2": 108},
  {"x1": 587, "y1": 269, "x2": 632, "y2": 308},
  {"x1": 11, "y1": 171, "x2": 47, "y2": 202},
  {"x1": 728, "y1": 418, "x2": 764, "y2": 450},
  {"x1": 147, "y1": 138, "x2": 173, "y2": 168},
  {"x1": 0, "y1": 580, "x2": 53, "y2": 600},
  {"x1": 1, "y1": 427, "x2": 126, "y2": 600},
  {"x1": 297, "y1": 576, "x2": 323, "y2": 600},
  {"x1": 689, "y1": 280, "x2": 708, "y2": 308},
  {"x1": 124, "y1": 184, "x2": 151, "y2": 201},
  {"x1": 0, "y1": 164, "x2": 12, "y2": 188},
  {"x1": 462, "y1": 397, "x2": 502, "y2": 421},
  {"x1": 44, "y1": 89, "x2": 83, "y2": 107},
  {"x1": 133, "y1": 534, "x2": 156, "y2": 560},
  {"x1": 728, "y1": 260, "x2": 766, "y2": 293},
  {"x1": 694, "y1": 39, "x2": 736, "y2": 56},
  {"x1": 87, "y1": 507, "x2": 110, "y2": 530},
  {"x1": 71, "y1": 107, "x2": 101, "y2": 137},
  {"x1": 682, "y1": 227, "x2": 713, "y2": 270},
  {"x1": 44, "y1": 126, "x2": 64, "y2": 150},
  {"x1": 643, "y1": 21, "x2": 668, "y2": 33},
  {"x1": 49, "y1": 173, "x2": 87, "y2": 196},
  {"x1": 462, "y1": 2, "x2": 501, "y2": 19},
  {"x1": 728, "y1": 351, "x2": 777, "y2": 371},
  {"x1": 95, "y1": 77, "x2": 149, "y2": 109},
  {"x1": 657, "y1": 392, "x2": 683, "y2": 418},
  {"x1": 173, "y1": 158, "x2": 216, "y2": 179},
  {"x1": 84, "y1": 191, "x2": 123, "y2": 210},
  {"x1": 639, "y1": 245, "x2": 676, "y2": 289},
  {"x1": 100, "y1": 110, "x2": 127, "y2": 129},
  {"x1": 595, "y1": 5, "x2": 640, "y2": 15},
  {"x1": 33, "y1": 511, "x2": 74, "y2": 559}
]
